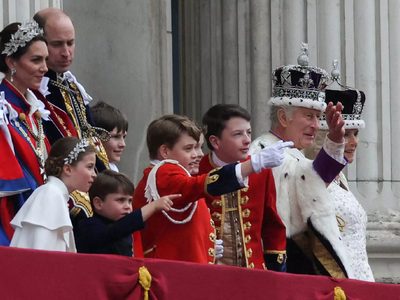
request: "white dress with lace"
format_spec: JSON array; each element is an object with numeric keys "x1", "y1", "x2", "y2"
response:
[{"x1": 328, "y1": 172, "x2": 374, "y2": 282}]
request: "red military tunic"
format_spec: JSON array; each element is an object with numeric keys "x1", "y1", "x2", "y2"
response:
[
  {"x1": 199, "y1": 153, "x2": 287, "y2": 270},
  {"x1": 133, "y1": 163, "x2": 218, "y2": 264}
]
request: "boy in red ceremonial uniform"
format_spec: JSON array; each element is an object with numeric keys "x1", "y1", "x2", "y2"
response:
[
  {"x1": 132, "y1": 114, "x2": 288, "y2": 264},
  {"x1": 199, "y1": 104, "x2": 289, "y2": 270}
]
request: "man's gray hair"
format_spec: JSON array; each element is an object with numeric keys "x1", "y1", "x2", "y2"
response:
[{"x1": 269, "y1": 104, "x2": 297, "y2": 129}]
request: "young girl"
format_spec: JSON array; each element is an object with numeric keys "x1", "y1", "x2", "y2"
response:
[{"x1": 10, "y1": 137, "x2": 96, "y2": 252}]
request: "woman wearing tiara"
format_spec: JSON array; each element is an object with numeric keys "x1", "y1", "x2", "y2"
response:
[
  {"x1": 305, "y1": 89, "x2": 375, "y2": 282},
  {"x1": 0, "y1": 20, "x2": 74, "y2": 246}
]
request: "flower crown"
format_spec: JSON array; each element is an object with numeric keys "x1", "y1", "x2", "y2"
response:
[
  {"x1": 64, "y1": 139, "x2": 90, "y2": 165},
  {"x1": 1, "y1": 19, "x2": 44, "y2": 57}
]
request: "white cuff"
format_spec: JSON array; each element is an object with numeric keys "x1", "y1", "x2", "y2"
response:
[
  {"x1": 235, "y1": 163, "x2": 249, "y2": 187},
  {"x1": 323, "y1": 135, "x2": 346, "y2": 164}
]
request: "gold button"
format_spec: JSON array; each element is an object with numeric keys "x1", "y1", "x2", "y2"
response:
[
  {"x1": 208, "y1": 248, "x2": 215, "y2": 257},
  {"x1": 242, "y1": 208, "x2": 250, "y2": 218},
  {"x1": 243, "y1": 222, "x2": 252, "y2": 231},
  {"x1": 240, "y1": 196, "x2": 249, "y2": 205},
  {"x1": 212, "y1": 212, "x2": 221, "y2": 220},
  {"x1": 245, "y1": 235, "x2": 251, "y2": 244},
  {"x1": 246, "y1": 248, "x2": 253, "y2": 258},
  {"x1": 211, "y1": 199, "x2": 222, "y2": 208},
  {"x1": 209, "y1": 232, "x2": 216, "y2": 243}
]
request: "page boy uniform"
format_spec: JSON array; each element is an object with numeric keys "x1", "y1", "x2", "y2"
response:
[
  {"x1": 199, "y1": 153, "x2": 287, "y2": 270},
  {"x1": 133, "y1": 160, "x2": 245, "y2": 264}
]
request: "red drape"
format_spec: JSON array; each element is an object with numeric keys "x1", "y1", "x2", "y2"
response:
[{"x1": 0, "y1": 246, "x2": 398, "y2": 300}]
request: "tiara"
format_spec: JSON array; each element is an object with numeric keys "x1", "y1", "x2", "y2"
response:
[
  {"x1": 64, "y1": 139, "x2": 90, "y2": 165},
  {"x1": 269, "y1": 42, "x2": 330, "y2": 112},
  {"x1": 1, "y1": 20, "x2": 44, "y2": 57}
]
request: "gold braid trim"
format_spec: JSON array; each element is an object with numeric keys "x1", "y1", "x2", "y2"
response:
[
  {"x1": 138, "y1": 266, "x2": 152, "y2": 300},
  {"x1": 48, "y1": 103, "x2": 72, "y2": 136},
  {"x1": 307, "y1": 227, "x2": 347, "y2": 278},
  {"x1": 60, "y1": 88, "x2": 81, "y2": 138},
  {"x1": 70, "y1": 190, "x2": 93, "y2": 217},
  {"x1": 55, "y1": 80, "x2": 110, "y2": 168}
]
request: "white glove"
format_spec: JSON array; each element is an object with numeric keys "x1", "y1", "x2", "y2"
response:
[
  {"x1": 250, "y1": 140, "x2": 294, "y2": 173},
  {"x1": 215, "y1": 239, "x2": 224, "y2": 259}
]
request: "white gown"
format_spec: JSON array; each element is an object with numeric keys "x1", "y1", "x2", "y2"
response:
[
  {"x1": 328, "y1": 172, "x2": 375, "y2": 282},
  {"x1": 10, "y1": 176, "x2": 76, "y2": 253}
]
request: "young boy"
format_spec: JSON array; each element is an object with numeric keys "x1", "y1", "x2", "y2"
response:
[
  {"x1": 75, "y1": 170, "x2": 179, "y2": 256},
  {"x1": 199, "y1": 104, "x2": 288, "y2": 270},
  {"x1": 132, "y1": 114, "x2": 289, "y2": 264},
  {"x1": 91, "y1": 101, "x2": 145, "y2": 256},
  {"x1": 92, "y1": 101, "x2": 128, "y2": 172}
]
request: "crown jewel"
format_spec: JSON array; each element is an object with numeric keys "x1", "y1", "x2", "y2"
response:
[
  {"x1": 319, "y1": 60, "x2": 366, "y2": 129},
  {"x1": 64, "y1": 139, "x2": 90, "y2": 165},
  {"x1": 1, "y1": 20, "x2": 44, "y2": 57},
  {"x1": 269, "y1": 42, "x2": 330, "y2": 112}
]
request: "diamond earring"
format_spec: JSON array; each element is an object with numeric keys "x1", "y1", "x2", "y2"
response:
[{"x1": 10, "y1": 68, "x2": 16, "y2": 82}]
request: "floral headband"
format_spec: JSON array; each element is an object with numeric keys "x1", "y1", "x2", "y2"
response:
[
  {"x1": 64, "y1": 139, "x2": 90, "y2": 165},
  {"x1": 2, "y1": 19, "x2": 44, "y2": 57}
]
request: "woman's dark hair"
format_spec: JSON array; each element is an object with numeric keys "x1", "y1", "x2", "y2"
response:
[
  {"x1": 0, "y1": 22, "x2": 47, "y2": 73},
  {"x1": 45, "y1": 137, "x2": 96, "y2": 178}
]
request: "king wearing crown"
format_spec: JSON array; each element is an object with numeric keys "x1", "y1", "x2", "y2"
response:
[{"x1": 249, "y1": 43, "x2": 354, "y2": 278}]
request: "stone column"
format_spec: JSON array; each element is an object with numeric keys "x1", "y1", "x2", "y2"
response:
[
  {"x1": 63, "y1": 0, "x2": 172, "y2": 183},
  {"x1": 249, "y1": 0, "x2": 272, "y2": 138}
]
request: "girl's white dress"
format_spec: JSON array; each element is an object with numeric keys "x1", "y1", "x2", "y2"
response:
[
  {"x1": 10, "y1": 176, "x2": 76, "y2": 252},
  {"x1": 328, "y1": 172, "x2": 374, "y2": 282}
]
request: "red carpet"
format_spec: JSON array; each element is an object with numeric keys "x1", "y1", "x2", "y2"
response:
[{"x1": 0, "y1": 246, "x2": 398, "y2": 300}]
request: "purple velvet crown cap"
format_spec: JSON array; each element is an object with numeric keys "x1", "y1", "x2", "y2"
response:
[
  {"x1": 319, "y1": 89, "x2": 366, "y2": 129},
  {"x1": 325, "y1": 89, "x2": 366, "y2": 114},
  {"x1": 269, "y1": 42, "x2": 329, "y2": 112}
]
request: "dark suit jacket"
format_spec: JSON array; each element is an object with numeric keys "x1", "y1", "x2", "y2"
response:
[{"x1": 75, "y1": 210, "x2": 145, "y2": 257}]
